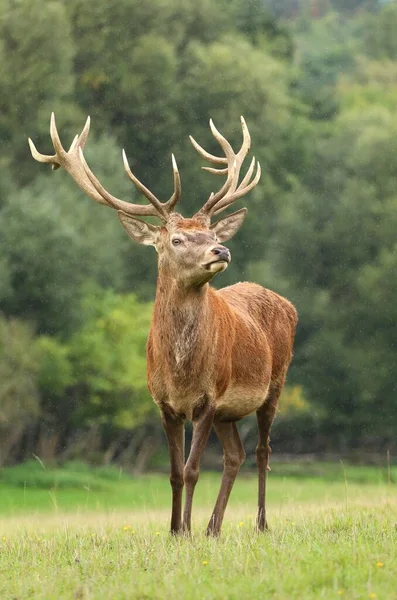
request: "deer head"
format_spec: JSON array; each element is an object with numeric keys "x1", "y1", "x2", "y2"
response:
[{"x1": 29, "y1": 115, "x2": 261, "y2": 287}]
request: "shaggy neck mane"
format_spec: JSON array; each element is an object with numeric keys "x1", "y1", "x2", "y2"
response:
[{"x1": 152, "y1": 268, "x2": 212, "y2": 375}]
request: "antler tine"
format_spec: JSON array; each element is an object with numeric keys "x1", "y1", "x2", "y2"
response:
[
  {"x1": 50, "y1": 112, "x2": 66, "y2": 157},
  {"x1": 77, "y1": 115, "x2": 91, "y2": 149},
  {"x1": 189, "y1": 135, "x2": 228, "y2": 165},
  {"x1": 29, "y1": 113, "x2": 181, "y2": 221},
  {"x1": 202, "y1": 166, "x2": 229, "y2": 175},
  {"x1": 28, "y1": 137, "x2": 56, "y2": 164},
  {"x1": 237, "y1": 155, "x2": 256, "y2": 190},
  {"x1": 122, "y1": 150, "x2": 182, "y2": 216},
  {"x1": 213, "y1": 161, "x2": 261, "y2": 216},
  {"x1": 238, "y1": 116, "x2": 251, "y2": 162},
  {"x1": 199, "y1": 159, "x2": 237, "y2": 215},
  {"x1": 164, "y1": 154, "x2": 181, "y2": 211},
  {"x1": 122, "y1": 150, "x2": 167, "y2": 219},
  {"x1": 207, "y1": 118, "x2": 243, "y2": 199},
  {"x1": 190, "y1": 119, "x2": 240, "y2": 217},
  {"x1": 29, "y1": 113, "x2": 106, "y2": 200},
  {"x1": 193, "y1": 116, "x2": 260, "y2": 219},
  {"x1": 68, "y1": 135, "x2": 79, "y2": 153},
  {"x1": 67, "y1": 114, "x2": 90, "y2": 155},
  {"x1": 28, "y1": 111, "x2": 63, "y2": 170},
  {"x1": 79, "y1": 148, "x2": 162, "y2": 218},
  {"x1": 209, "y1": 119, "x2": 236, "y2": 163},
  {"x1": 209, "y1": 116, "x2": 251, "y2": 197}
]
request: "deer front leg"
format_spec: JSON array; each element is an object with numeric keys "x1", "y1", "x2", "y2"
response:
[
  {"x1": 206, "y1": 420, "x2": 246, "y2": 537},
  {"x1": 161, "y1": 407, "x2": 185, "y2": 535},
  {"x1": 182, "y1": 398, "x2": 215, "y2": 534}
]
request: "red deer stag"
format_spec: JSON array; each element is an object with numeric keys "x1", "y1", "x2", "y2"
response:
[{"x1": 29, "y1": 114, "x2": 297, "y2": 536}]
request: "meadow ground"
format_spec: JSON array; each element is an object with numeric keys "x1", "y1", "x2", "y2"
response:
[{"x1": 0, "y1": 461, "x2": 396, "y2": 599}]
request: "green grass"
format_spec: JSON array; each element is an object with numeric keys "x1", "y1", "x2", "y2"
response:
[
  {"x1": 0, "y1": 462, "x2": 396, "y2": 599},
  {"x1": 0, "y1": 459, "x2": 395, "y2": 516}
]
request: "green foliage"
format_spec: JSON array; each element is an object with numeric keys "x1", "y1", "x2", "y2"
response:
[
  {"x1": 67, "y1": 289, "x2": 154, "y2": 428},
  {"x1": 0, "y1": 132, "x2": 157, "y2": 334},
  {"x1": 65, "y1": 0, "x2": 234, "y2": 191},
  {"x1": 0, "y1": 184, "x2": 91, "y2": 335},
  {"x1": 362, "y1": 1, "x2": 397, "y2": 60},
  {"x1": 0, "y1": 0, "x2": 397, "y2": 463},
  {"x1": 33, "y1": 289, "x2": 155, "y2": 441},
  {"x1": 37, "y1": 337, "x2": 73, "y2": 398},
  {"x1": 234, "y1": 0, "x2": 294, "y2": 60},
  {"x1": 338, "y1": 57, "x2": 397, "y2": 111},
  {"x1": 261, "y1": 101, "x2": 397, "y2": 442},
  {"x1": 0, "y1": 0, "x2": 79, "y2": 183},
  {"x1": 264, "y1": 0, "x2": 379, "y2": 19},
  {"x1": 0, "y1": 315, "x2": 40, "y2": 425},
  {"x1": 294, "y1": 12, "x2": 361, "y2": 119}
]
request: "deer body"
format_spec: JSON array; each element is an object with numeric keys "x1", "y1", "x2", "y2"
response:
[
  {"x1": 29, "y1": 114, "x2": 297, "y2": 536},
  {"x1": 148, "y1": 278, "x2": 296, "y2": 422}
]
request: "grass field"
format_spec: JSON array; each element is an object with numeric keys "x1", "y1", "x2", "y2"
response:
[{"x1": 0, "y1": 461, "x2": 396, "y2": 599}]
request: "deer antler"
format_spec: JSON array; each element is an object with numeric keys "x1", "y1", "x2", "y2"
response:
[
  {"x1": 190, "y1": 116, "x2": 261, "y2": 220},
  {"x1": 28, "y1": 113, "x2": 181, "y2": 222}
]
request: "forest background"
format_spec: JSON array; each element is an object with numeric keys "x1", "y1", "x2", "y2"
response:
[{"x1": 1, "y1": 0, "x2": 396, "y2": 471}]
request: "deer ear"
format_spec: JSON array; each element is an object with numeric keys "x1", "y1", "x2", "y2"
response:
[
  {"x1": 210, "y1": 208, "x2": 247, "y2": 242},
  {"x1": 118, "y1": 212, "x2": 161, "y2": 246}
]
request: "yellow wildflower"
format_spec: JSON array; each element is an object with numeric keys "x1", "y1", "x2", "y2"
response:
[
  {"x1": 202, "y1": 560, "x2": 208, "y2": 566},
  {"x1": 376, "y1": 562, "x2": 384, "y2": 568},
  {"x1": 369, "y1": 594, "x2": 377, "y2": 599},
  {"x1": 238, "y1": 521, "x2": 244, "y2": 527},
  {"x1": 337, "y1": 590, "x2": 345, "y2": 596}
]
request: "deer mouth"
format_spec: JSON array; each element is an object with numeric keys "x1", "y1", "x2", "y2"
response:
[{"x1": 204, "y1": 258, "x2": 230, "y2": 271}]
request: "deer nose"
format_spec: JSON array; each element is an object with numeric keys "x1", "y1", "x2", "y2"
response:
[{"x1": 211, "y1": 246, "x2": 231, "y2": 262}]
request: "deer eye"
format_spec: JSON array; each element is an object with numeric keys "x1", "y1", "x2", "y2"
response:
[{"x1": 172, "y1": 238, "x2": 182, "y2": 246}]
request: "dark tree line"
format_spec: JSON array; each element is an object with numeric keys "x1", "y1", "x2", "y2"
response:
[{"x1": 0, "y1": 0, "x2": 396, "y2": 467}]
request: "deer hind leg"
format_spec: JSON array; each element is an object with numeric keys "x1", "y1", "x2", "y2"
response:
[
  {"x1": 206, "y1": 420, "x2": 246, "y2": 537},
  {"x1": 161, "y1": 407, "x2": 185, "y2": 535},
  {"x1": 182, "y1": 398, "x2": 215, "y2": 534},
  {"x1": 256, "y1": 382, "x2": 283, "y2": 532}
]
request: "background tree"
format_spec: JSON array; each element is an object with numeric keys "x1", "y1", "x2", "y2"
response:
[
  {"x1": 0, "y1": 0, "x2": 79, "y2": 184},
  {"x1": 0, "y1": 0, "x2": 396, "y2": 465},
  {"x1": 0, "y1": 316, "x2": 40, "y2": 465}
]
